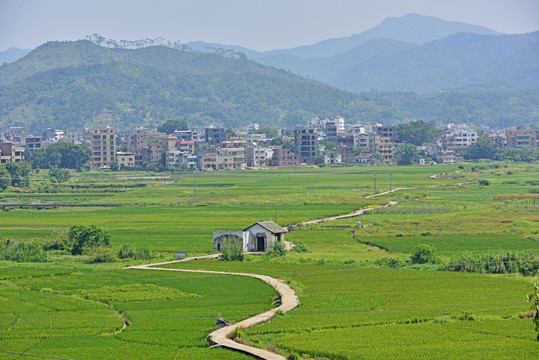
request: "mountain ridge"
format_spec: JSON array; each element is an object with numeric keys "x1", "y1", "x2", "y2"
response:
[
  {"x1": 263, "y1": 13, "x2": 501, "y2": 59},
  {"x1": 0, "y1": 40, "x2": 392, "y2": 132}
]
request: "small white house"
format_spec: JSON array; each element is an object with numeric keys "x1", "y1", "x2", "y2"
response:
[{"x1": 213, "y1": 220, "x2": 288, "y2": 253}]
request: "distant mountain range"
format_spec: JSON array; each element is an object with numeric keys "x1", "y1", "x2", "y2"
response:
[
  {"x1": 0, "y1": 14, "x2": 537, "y2": 132},
  {"x1": 0, "y1": 47, "x2": 31, "y2": 65},
  {"x1": 181, "y1": 14, "x2": 538, "y2": 93}
]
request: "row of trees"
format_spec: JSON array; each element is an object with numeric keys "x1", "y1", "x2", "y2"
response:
[
  {"x1": 463, "y1": 136, "x2": 539, "y2": 161},
  {"x1": 24, "y1": 142, "x2": 91, "y2": 170}
]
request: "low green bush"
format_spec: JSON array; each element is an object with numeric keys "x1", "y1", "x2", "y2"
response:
[
  {"x1": 266, "y1": 241, "x2": 287, "y2": 257},
  {"x1": 292, "y1": 243, "x2": 310, "y2": 253},
  {"x1": 375, "y1": 257, "x2": 408, "y2": 268},
  {"x1": 221, "y1": 236, "x2": 245, "y2": 261},
  {"x1": 0, "y1": 241, "x2": 48, "y2": 262},
  {"x1": 117, "y1": 244, "x2": 154, "y2": 260},
  {"x1": 86, "y1": 246, "x2": 117, "y2": 263},
  {"x1": 478, "y1": 179, "x2": 490, "y2": 186},
  {"x1": 442, "y1": 250, "x2": 538, "y2": 275}
]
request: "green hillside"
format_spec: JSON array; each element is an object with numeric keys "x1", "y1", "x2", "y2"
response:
[
  {"x1": 0, "y1": 41, "x2": 400, "y2": 131},
  {"x1": 1, "y1": 40, "x2": 538, "y2": 131}
]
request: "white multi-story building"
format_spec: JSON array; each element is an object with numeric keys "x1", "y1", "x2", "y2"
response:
[
  {"x1": 166, "y1": 150, "x2": 197, "y2": 170},
  {"x1": 441, "y1": 128, "x2": 477, "y2": 152},
  {"x1": 246, "y1": 145, "x2": 267, "y2": 167}
]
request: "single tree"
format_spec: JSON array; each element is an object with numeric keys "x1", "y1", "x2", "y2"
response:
[
  {"x1": 463, "y1": 135, "x2": 499, "y2": 160},
  {"x1": 0, "y1": 166, "x2": 11, "y2": 191},
  {"x1": 5, "y1": 161, "x2": 31, "y2": 187},
  {"x1": 225, "y1": 128, "x2": 236, "y2": 139},
  {"x1": 220, "y1": 236, "x2": 244, "y2": 261},
  {"x1": 395, "y1": 143, "x2": 419, "y2": 165},
  {"x1": 68, "y1": 225, "x2": 112, "y2": 255},
  {"x1": 158, "y1": 119, "x2": 189, "y2": 134},
  {"x1": 49, "y1": 166, "x2": 71, "y2": 183},
  {"x1": 411, "y1": 244, "x2": 438, "y2": 264},
  {"x1": 397, "y1": 120, "x2": 440, "y2": 146}
]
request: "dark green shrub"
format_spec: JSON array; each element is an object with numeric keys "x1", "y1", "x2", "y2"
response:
[
  {"x1": 375, "y1": 257, "x2": 407, "y2": 268},
  {"x1": 44, "y1": 228, "x2": 73, "y2": 252},
  {"x1": 478, "y1": 179, "x2": 490, "y2": 186},
  {"x1": 69, "y1": 225, "x2": 111, "y2": 255},
  {"x1": 411, "y1": 244, "x2": 438, "y2": 264},
  {"x1": 292, "y1": 243, "x2": 310, "y2": 253}
]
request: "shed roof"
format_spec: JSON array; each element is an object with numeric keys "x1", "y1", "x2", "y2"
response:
[{"x1": 243, "y1": 220, "x2": 288, "y2": 234}]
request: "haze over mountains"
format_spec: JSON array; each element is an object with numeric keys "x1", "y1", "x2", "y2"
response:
[
  {"x1": 183, "y1": 14, "x2": 538, "y2": 93},
  {"x1": 0, "y1": 14, "x2": 537, "y2": 131}
]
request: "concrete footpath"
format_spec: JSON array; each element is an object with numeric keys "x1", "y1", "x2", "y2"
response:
[{"x1": 125, "y1": 255, "x2": 299, "y2": 360}]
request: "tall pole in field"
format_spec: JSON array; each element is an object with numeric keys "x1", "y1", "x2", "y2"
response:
[
  {"x1": 289, "y1": 170, "x2": 291, "y2": 191},
  {"x1": 194, "y1": 169, "x2": 196, "y2": 199},
  {"x1": 373, "y1": 165, "x2": 377, "y2": 194},
  {"x1": 275, "y1": 205, "x2": 277, "y2": 223},
  {"x1": 390, "y1": 172, "x2": 392, "y2": 193}
]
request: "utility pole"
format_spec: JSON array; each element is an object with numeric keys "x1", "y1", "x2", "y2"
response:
[
  {"x1": 373, "y1": 166, "x2": 377, "y2": 194},
  {"x1": 289, "y1": 170, "x2": 291, "y2": 191},
  {"x1": 390, "y1": 173, "x2": 392, "y2": 193},
  {"x1": 193, "y1": 169, "x2": 196, "y2": 199},
  {"x1": 275, "y1": 205, "x2": 277, "y2": 223}
]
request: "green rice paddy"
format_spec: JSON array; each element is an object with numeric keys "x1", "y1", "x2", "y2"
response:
[{"x1": 1, "y1": 163, "x2": 538, "y2": 359}]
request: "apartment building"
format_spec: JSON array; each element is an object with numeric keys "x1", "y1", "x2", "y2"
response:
[
  {"x1": 441, "y1": 128, "x2": 477, "y2": 152},
  {"x1": 0, "y1": 142, "x2": 24, "y2": 164},
  {"x1": 204, "y1": 126, "x2": 226, "y2": 146},
  {"x1": 246, "y1": 145, "x2": 267, "y2": 167},
  {"x1": 506, "y1": 129, "x2": 537, "y2": 148},
  {"x1": 116, "y1": 152, "x2": 136, "y2": 168},
  {"x1": 91, "y1": 128, "x2": 116, "y2": 168},
  {"x1": 294, "y1": 128, "x2": 318, "y2": 163},
  {"x1": 271, "y1": 148, "x2": 299, "y2": 167}
]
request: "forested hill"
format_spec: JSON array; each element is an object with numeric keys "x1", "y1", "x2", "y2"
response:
[
  {"x1": 0, "y1": 40, "x2": 396, "y2": 131},
  {"x1": 1, "y1": 40, "x2": 538, "y2": 132}
]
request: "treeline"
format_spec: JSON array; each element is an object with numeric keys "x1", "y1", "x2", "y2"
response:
[
  {"x1": 463, "y1": 135, "x2": 539, "y2": 161},
  {"x1": 24, "y1": 142, "x2": 91, "y2": 170},
  {"x1": 443, "y1": 251, "x2": 538, "y2": 276},
  {"x1": 363, "y1": 88, "x2": 539, "y2": 128}
]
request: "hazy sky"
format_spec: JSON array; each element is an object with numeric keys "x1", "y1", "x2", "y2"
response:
[{"x1": 1, "y1": 0, "x2": 538, "y2": 52}]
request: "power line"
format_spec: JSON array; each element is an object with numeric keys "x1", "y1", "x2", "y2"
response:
[{"x1": 0, "y1": 350, "x2": 73, "y2": 360}]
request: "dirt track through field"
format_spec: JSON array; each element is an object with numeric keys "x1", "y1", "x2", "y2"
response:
[
  {"x1": 124, "y1": 182, "x2": 477, "y2": 359},
  {"x1": 125, "y1": 255, "x2": 298, "y2": 360}
]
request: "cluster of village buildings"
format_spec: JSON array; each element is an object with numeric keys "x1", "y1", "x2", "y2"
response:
[{"x1": 1, "y1": 117, "x2": 537, "y2": 169}]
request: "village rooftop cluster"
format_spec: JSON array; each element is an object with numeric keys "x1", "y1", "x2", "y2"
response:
[{"x1": 1, "y1": 117, "x2": 537, "y2": 169}]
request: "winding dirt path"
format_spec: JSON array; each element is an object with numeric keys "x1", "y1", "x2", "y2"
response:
[
  {"x1": 123, "y1": 181, "x2": 477, "y2": 358},
  {"x1": 125, "y1": 255, "x2": 298, "y2": 360},
  {"x1": 287, "y1": 199, "x2": 399, "y2": 231}
]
